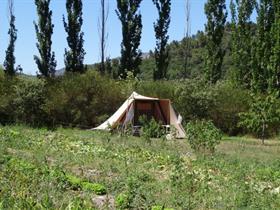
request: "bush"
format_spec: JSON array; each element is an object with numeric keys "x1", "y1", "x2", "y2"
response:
[
  {"x1": 115, "y1": 193, "x2": 129, "y2": 209},
  {"x1": 140, "y1": 116, "x2": 163, "y2": 142},
  {"x1": 186, "y1": 120, "x2": 222, "y2": 153},
  {"x1": 81, "y1": 182, "x2": 107, "y2": 195},
  {"x1": 239, "y1": 92, "x2": 280, "y2": 143},
  {"x1": 66, "y1": 174, "x2": 107, "y2": 195},
  {"x1": 208, "y1": 81, "x2": 251, "y2": 135},
  {"x1": 13, "y1": 78, "x2": 48, "y2": 126},
  {"x1": 44, "y1": 71, "x2": 126, "y2": 128},
  {"x1": 0, "y1": 76, "x2": 17, "y2": 124},
  {"x1": 175, "y1": 80, "x2": 251, "y2": 135}
]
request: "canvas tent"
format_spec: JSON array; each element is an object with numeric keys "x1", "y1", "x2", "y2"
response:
[{"x1": 93, "y1": 92, "x2": 186, "y2": 138}]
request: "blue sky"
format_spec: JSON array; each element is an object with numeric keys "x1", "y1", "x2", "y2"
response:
[{"x1": 0, "y1": 0, "x2": 248, "y2": 75}]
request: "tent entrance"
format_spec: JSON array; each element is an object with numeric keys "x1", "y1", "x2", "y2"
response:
[{"x1": 133, "y1": 100, "x2": 168, "y2": 126}]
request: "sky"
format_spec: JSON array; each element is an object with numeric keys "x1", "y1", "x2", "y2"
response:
[{"x1": 0, "y1": 0, "x2": 251, "y2": 75}]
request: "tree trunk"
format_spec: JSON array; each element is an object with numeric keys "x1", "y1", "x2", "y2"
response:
[{"x1": 261, "y1": 122, "x2": 265, "y2": 145}]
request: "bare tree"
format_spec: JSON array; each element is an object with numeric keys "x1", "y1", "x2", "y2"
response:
[
  {"x1": 183, "y1": 0, "x2": 191, "y2": 78},
  {"x1": 98, "y1": 0, "x2": 109, "y2": 75}
]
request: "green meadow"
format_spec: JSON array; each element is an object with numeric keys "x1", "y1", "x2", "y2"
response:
[{"x1": 0, "y1": 126, "x2": 279, "y2": 209}]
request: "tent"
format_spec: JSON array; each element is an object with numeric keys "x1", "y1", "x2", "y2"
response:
[{"x1": 93, "y1": 92, "x2": 186, "y2": 138}]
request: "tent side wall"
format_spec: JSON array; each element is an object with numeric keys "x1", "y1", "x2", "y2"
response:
[
  {"x1": 159, "y1": 99, "x2": 171, "y2": 124},
  {"x1": 169, "y1": 104, "x2": 186, "y2": 138}
]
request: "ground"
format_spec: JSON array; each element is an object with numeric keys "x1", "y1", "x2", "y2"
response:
[{"x1": 0, "y1": 126, "x2": 280, "y2": 209}]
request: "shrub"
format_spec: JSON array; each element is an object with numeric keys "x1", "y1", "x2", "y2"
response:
[
  {"x1": 208, "y1": 81, "x2": 251, "y2": 135},
  {"x1": 186, "y1": 120, "x2": 222, "y2": 153},
  {"x1": 115, "y1": 193, "x2": 129, "y2": 209},
  {"x1": 81, "y1": 182, "x2": 107, "y2": 195},
  {"x1": 13, "y1": 78, "x2": 48, "y2": 126},
  {"x1": 175, "y1": 80, "x2": 251, "y2": 135},
  {"x1": 0, "y1": 75, "x2": 18, "y2": 124},
  {"x1": 66, "y1": 174, "x2": 106, "y2": 195},
  {"x1": 152, "y1": 206, "x2": 174, "y2": 210},
  {"x1": 44, "y1": 71, "x2": 126, "y2": 128},
  {"x1": 140, "y1": 116, "x2": 163, "y2": 142},
  {"x1": 239, "y1": 92, "x2": 280, "y2": 144},
  {"x1": 174, "y1": 79, "x2": 214, "y2": 121}
]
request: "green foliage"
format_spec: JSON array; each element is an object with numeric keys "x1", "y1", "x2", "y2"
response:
[
  {"x1": 186, "y1": 120, "x2": 222, "y2": 153},
  {"x1": 66, "y1": 174, "x2": 107, "y2": 195},
  {"x1": 3, "y1": 2, "x2": 17, "y2": 77},
  {"x1": 153, "y1": 0, "x2": 171, "y2": 80},
  {"x1": 1, "y1": 126, "x2": 280, "y2": 208},
  {"x1": 13, "y1": 78, "x2": 47, "y2": 126},
  {"x1": 82, "y1": 183, "x2": 106, "y2": 195},
  {"x1": 208, "y1": 81, "x2": 251, "y2": 135},
  {"x1": 116, "y1": 193, "x2": 129, "y2": 209},
  {"x1": 239, "y1": 91, "x2": 280, "y2": 143},
  {"x1": 230, "y1": 0, "x2": 256, "y2": 88},
  {"x1": 44, "y1": 70, "x2": 125, "y2": 127},
  {"x1": 140, "y1": 116, "x2": 163, "y2": 142},
  {"x1": 34, "y1": 0, "x2": 57, "y2": 78},
  {"x1": 0, "y1": 77, "x2": 17, "y2": 124},
  {"x1": 268, "y1": 0, "x2": 280, "y2": 91},
  {"x1": 63, "y1": 0, "x2": 85, "y2": 73},
  {"x1": 204, "y1": 0, "x2": 227, "y2": 84},
  {"x1": 116, "y1": 0, "x2": 142, "y2": 79},
  {"x1": 152, "y1": 206, "x2": 174, "y2": 210},
  {"x1": 252, "y1": 0, "x2": 275, "y2": 92}
]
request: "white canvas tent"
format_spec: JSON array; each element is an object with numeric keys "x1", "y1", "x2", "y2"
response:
[{"x1": 93, "y1": 92, "x2": 186, "y2": 138}]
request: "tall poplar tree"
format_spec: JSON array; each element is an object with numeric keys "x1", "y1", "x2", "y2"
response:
[
  {"x1": 204, "y1": 0, "x2": 227, "y2": 84},
  {"x1": 63, "y1": 0, "x2": 86, "y2": 73},
  {"x1": 4, "y1": 0, "x2": 17, "y2": 77},
  {"x1": 183, "y1": 0, "x2": 191, "y2": 79},
  {"x1": 34, "y1": 0, "x2": 57, "y2": 78},
  {"x1": 153, "y1": 0, "x2": 171, "y2": 80},
  {"x1": 230, "y1": 0, "x2": 255, "y2": 88},
  {"x1": 98, "y1": 0, "x2": 109, "y2": 75},
  {"x1": 116, "y1": 0, "x2": 142, "y2": 79},
  {"x1": 268, "y1": 0, "x2": 280, "y2": 91},
  {"x1": 252, "y1": 0, "x2": 274, "y2": 92}
]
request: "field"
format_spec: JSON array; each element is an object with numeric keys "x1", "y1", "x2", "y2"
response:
[{"x1": 0, "y1": 126, "x2": 280, "y2": 209}]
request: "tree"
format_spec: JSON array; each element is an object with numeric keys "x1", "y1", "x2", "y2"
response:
[
  {"x1": 239, "y1": 91, "x2": 280, "y2": 144},
  {"x1": 230, "y1": 0, "x2": 256, "y2": 88},
  {"x1": 116, "y1": 0, "x2": 142, "y2": 79},
  {"x1": 63, "y1": 0, "x2": 86, "y2": 73},
  {"x1": 204, "y1": 0, "x2": 227, "y2": 84},
  {"x1": 268, "y1": 0, "x2": 280, "y2": 91},
  {"x1": 252, "y1": 0, "x2": 274, "y2": 92},
  {"x1": 153, "y1": 0, "x2": 171, "y2": 80},
  {"x1": 98, "y1": 0, "x2": 109, "y2": 75},
  {"x1": 3, "y1": 0, "x2": 17, "y2": 77},
  {"x1": 182, "y1": 0, "x2": 191, "y2": 79},
  {"x1": 34, "y1": 0, "x2": 57, "y2": 78}
]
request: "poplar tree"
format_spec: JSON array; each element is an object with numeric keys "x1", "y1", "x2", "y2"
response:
[
  {"x1": 268, "y1": 0, "x2": 280, "y2": 91},
  {"x1": 4, "y1": 0, "x2": 17, "y2": 77},
  {"x1": 116, "y1": 0, "x2": 142, "y2": 79},
  {"x1": 182, "y1": 0, "x2": 191, "y2": 79},
  {"x1": 252, "y1": 0, "x2": 274, "y2": 92},
  {"x1": 63, "y1": 0, "x2": 86, "y2": 73},
  {"x1": 34, "y1": 0, "x2": 57, "y2": 78},
  {"x1": 153, "y1": 0, "x2": 171, "y2": 80},
  {"x1": 98, "y1": 0, "x2": 109, "y2": 75},
  {"x1": 230, "y1": 0, "x2": 255, "y2": 88},
  {"x1": 204, "y1": 0, "x2": 227, "y2": 84}
]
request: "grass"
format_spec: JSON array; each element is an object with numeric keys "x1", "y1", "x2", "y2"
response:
[{"x1": 0, "y1": 125, "x2": 280, "y2": 209}]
